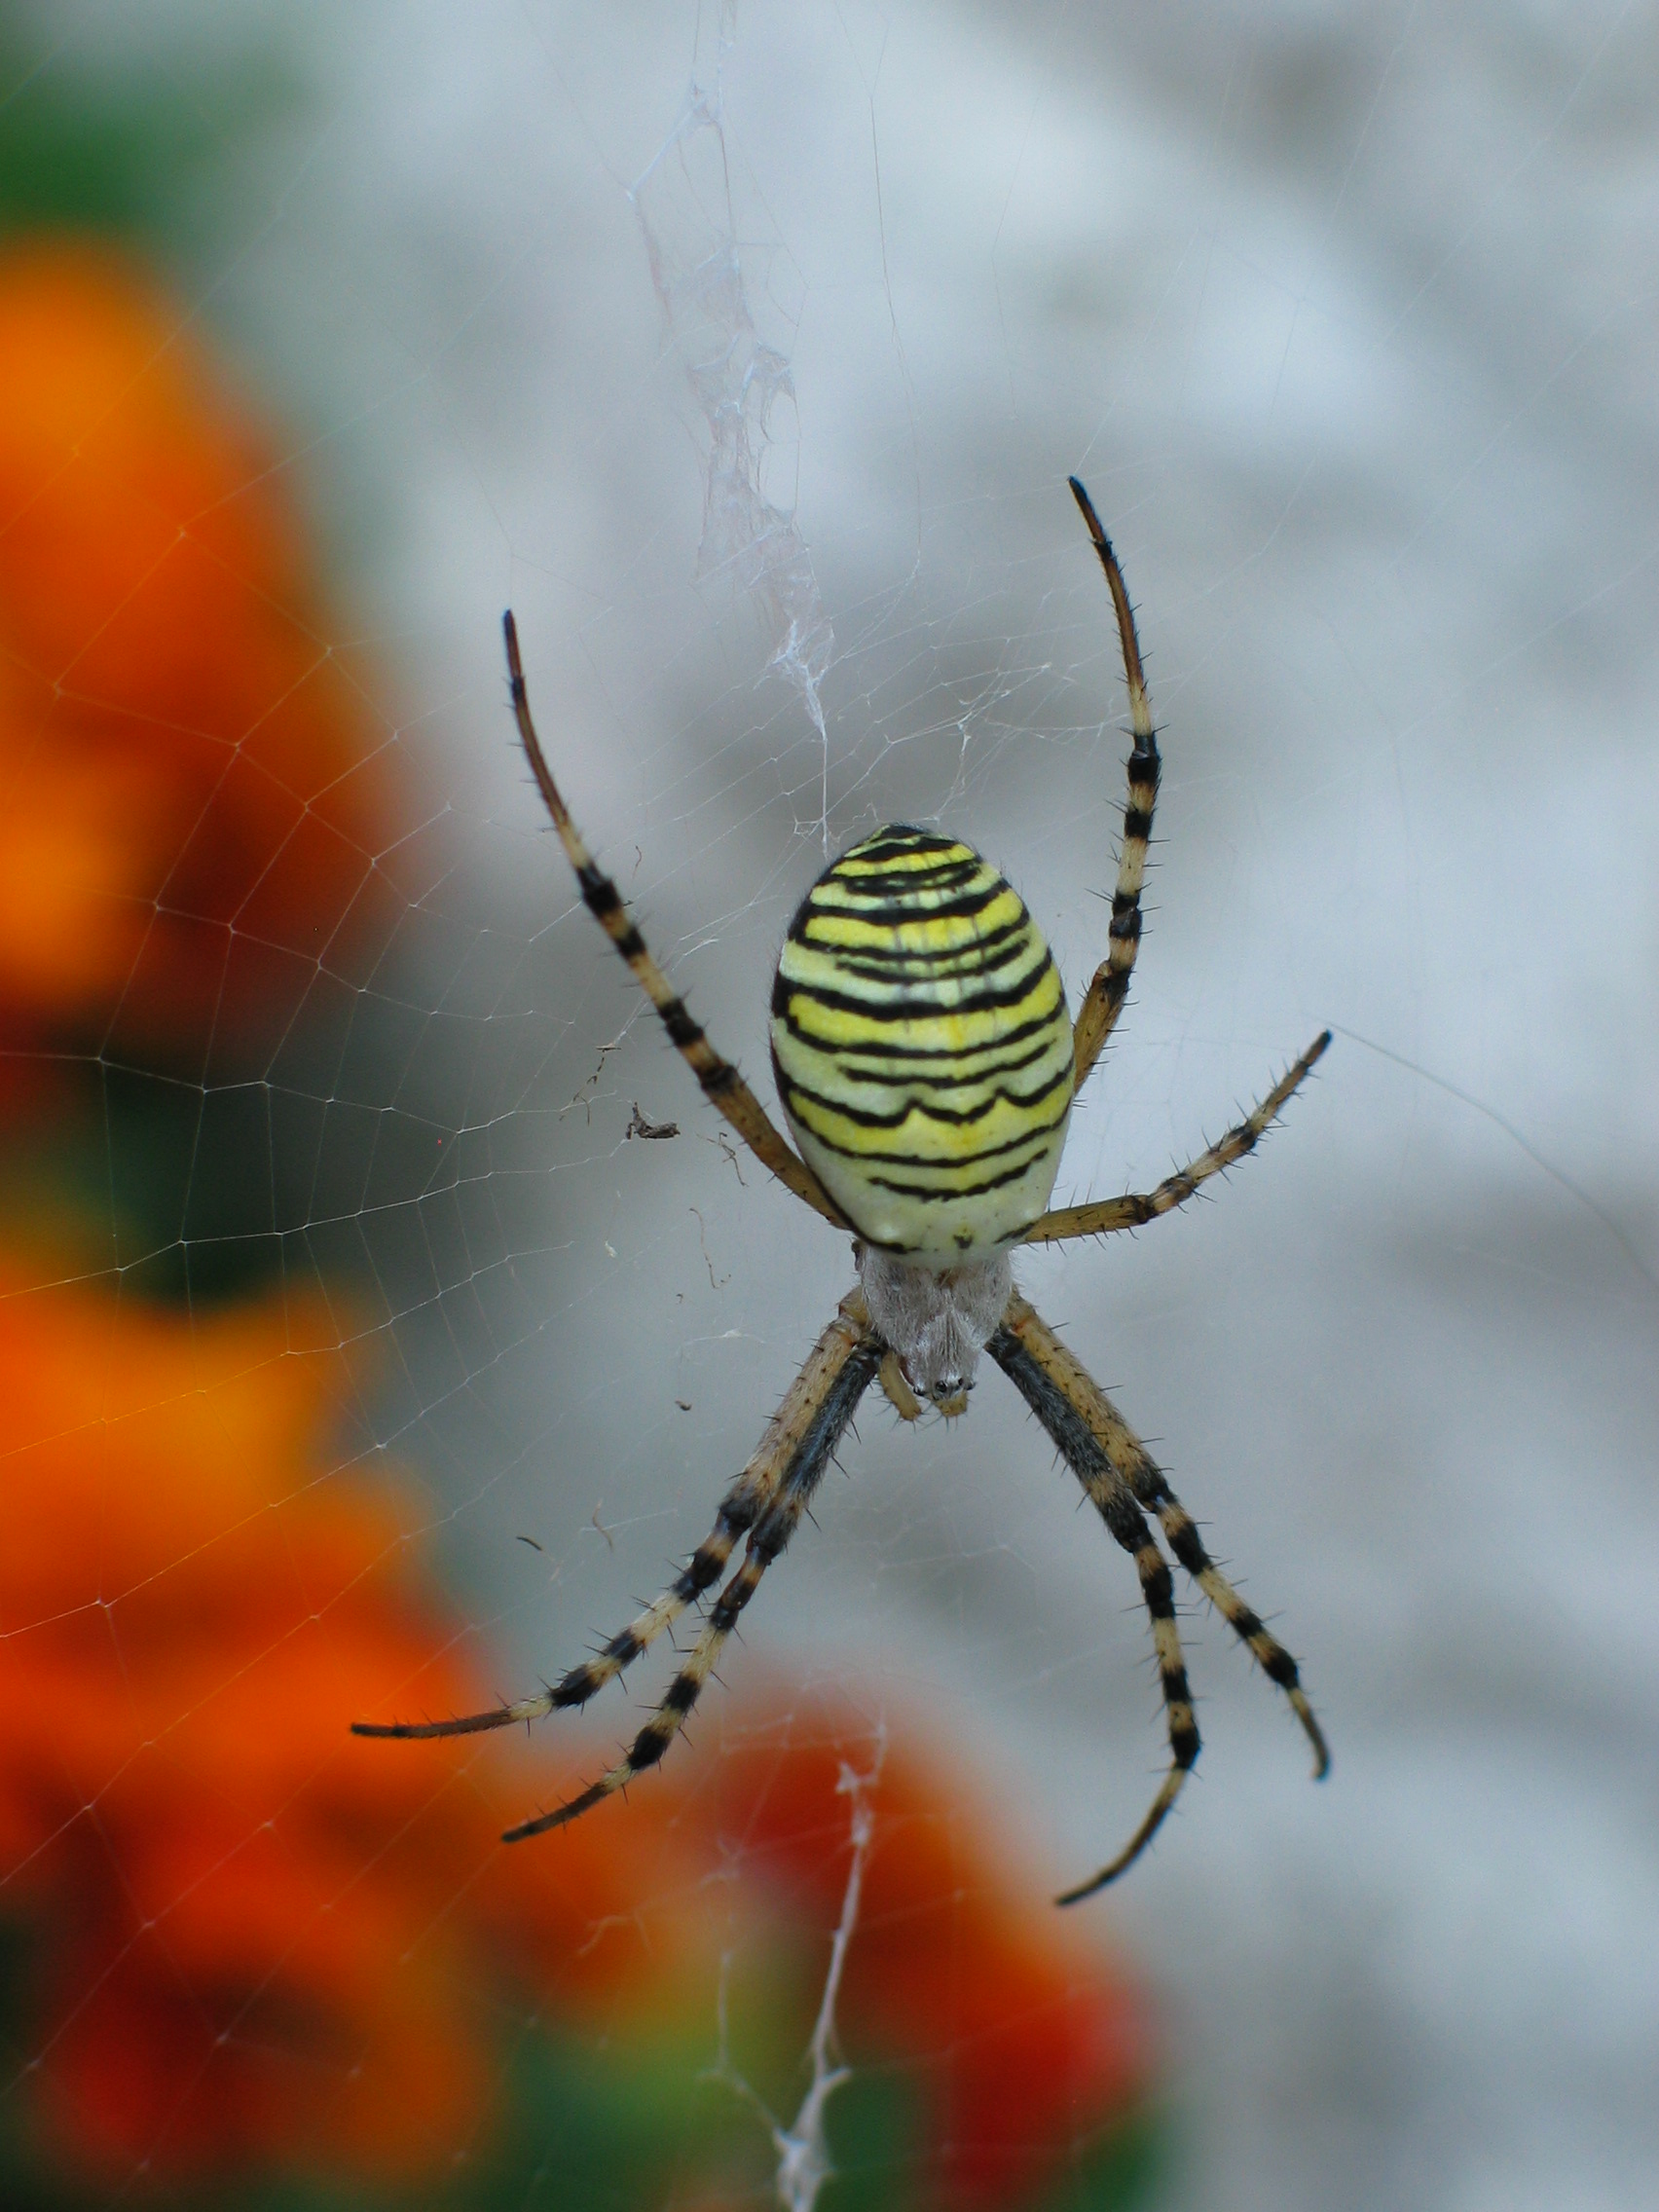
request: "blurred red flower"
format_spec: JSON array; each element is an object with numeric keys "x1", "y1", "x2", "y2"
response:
[
  {"x1": 0, "y1": 1270, "x2": 508, "y2": 2180},
  {"x1": 700, "y1": 1715, "x2": 1152, "y2": 2210},
  {"x1": 0, "y1": 238, "x2": 405, "y2": 1071}
]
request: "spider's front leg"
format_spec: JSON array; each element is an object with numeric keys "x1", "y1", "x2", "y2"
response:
[
  {"x1": 988, "y1": 1293, "x2": 1327, "y2": 1901},
  {"x1": 987, "y1": 1307, "x2": 1198, "y2": 1900},
  {"x1": 504, "y1": 1304, "x2": 883, "y2": 1840},
  {"x1": 352, "y1": 1293, "x2": 879, "y2": 1774}
]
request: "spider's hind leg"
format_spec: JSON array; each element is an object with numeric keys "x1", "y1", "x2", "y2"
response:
[
  {"x1": 1066, "y1": 476, "x2": 1161, "y2": 1094},
  {"x1": 502, "y1": 613, "x2": 844, "y2": 1228}
]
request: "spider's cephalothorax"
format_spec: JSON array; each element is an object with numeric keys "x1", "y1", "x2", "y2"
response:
[
  {"x1": 356, "y1": 477, "x2": 1334, "y2": 1901},
  {"x1": 769, "y1": 827, "x2": 1075, "y2": 1258},
  {"x1": 856, "y1": 1243, "x2": 1014, "y2": 1415}
]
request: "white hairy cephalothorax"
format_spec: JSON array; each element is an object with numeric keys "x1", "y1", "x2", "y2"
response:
[{"x1": 856, "y1": 1243, "x2": 1014, "y2": 1413}]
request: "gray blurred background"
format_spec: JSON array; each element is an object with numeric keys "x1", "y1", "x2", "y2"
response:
[{"x1": 55, "y1": 2, "x2": 1659, "y2": 2206}]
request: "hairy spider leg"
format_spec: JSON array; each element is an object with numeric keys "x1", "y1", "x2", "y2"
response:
[
  {"x1": 351, "y1": 1296, "x2": 875, "y2": 1745},
  {"x1": 502, "y1": 612, "x2": 845, "y2": 1229},
  {"x1": 1065, "y1": 477, "x2": 1161, "y2": 1095},
  {"x1": 986, "y1": 1309, "x2": 1200, "y2": 1902},
  {"x1": 1000, "y1": 1296, "x2": 1329, "y2": 1776},
  {"x1": 503, "y1": 1329, "x2": 884, "y2": 1842},
  {"x1": 1023, "y1": 1029, "x2": 1331, "y2": 1245}
]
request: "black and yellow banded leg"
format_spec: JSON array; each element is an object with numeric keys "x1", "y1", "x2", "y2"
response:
[
  {"x1": 503, "y1": 613, "x2": 846, "y2": 1229},
  {"x1": 350, "y1": 1489, "x2": 759, "y2": 1744},
  {"x1": 1065, "y1": 476, "x2": 1161, "y2": 1095},
  {"x1": 501, "y1": 1332, "x2": 884, "y2": 1842},
  {"x1": 1067, "y1": 1493, "x2": 1200, "y2": 1903},
  {"x1": 998, "y1": 1295, "x2": 1328, "y2": 1779},
  {"x1": 1022, "y1": 1030, "x2": 1330, "y2": 1245},
  {"x1": 352, "y1": 1293, "x2": 876, "y2": 1745},
  {"x1": 1146, "y1": 1486, "x2": 1328, "y2": 1776},
  {"x1": 986, "y1": 1309, "x2": 1201, "y2": 1902}
]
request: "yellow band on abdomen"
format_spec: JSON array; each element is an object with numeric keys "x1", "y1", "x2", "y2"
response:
[{"x1": 770, "y1": 828, "x2": 1074, "y2": 1257}]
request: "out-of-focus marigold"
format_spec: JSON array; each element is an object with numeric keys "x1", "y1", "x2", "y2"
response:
[
  {"x1": 0, "y1": 1267, "x2": 1153, "y2": 2202},
  {"x1": 0, "y1": 1269, "x2": 518, "y2": 2181},
  {"x1": 0, "y1": 239, "x2": 404, "y2": 1067},
  {"x1": 699, "y1": 1716, "x2": 1152, "y2": 2211}
]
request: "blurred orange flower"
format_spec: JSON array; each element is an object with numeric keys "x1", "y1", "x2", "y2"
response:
[
  {"x1": 0, "y1": 239, "x2": 404, "y2": 1070},
  {"x1": 0, "y1": 1268, "x2": 506, "y2": 2180},
  {"x1": 0, "y1": 1265, "x2": 1153, "y2": 2202},
  {"x1": 701, "y1": 1718, "x2": 1151, "y2": 2210}
]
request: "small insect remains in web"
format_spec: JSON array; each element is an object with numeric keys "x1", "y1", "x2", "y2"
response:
[{"x1": 353, "y1": 477, "x2": 1332, "y2": 1901}]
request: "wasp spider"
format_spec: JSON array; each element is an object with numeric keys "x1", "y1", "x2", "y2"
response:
[{"x1": 355, "y1": 479, "x2": 1331, "y2": 1899}]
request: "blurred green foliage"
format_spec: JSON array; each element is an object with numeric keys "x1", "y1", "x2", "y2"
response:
[{"x1": 0, "y1": 5, "x2": 296, "y2": 242}]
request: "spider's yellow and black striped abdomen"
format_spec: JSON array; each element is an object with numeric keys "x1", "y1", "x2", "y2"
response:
[{"x1": 770, "y1": 828, "x2": 1075, "y2": 1258}]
